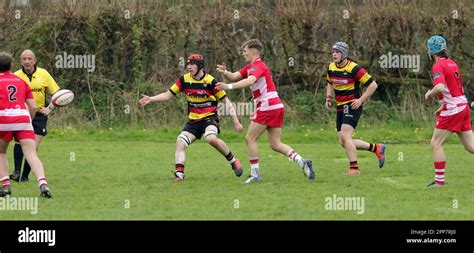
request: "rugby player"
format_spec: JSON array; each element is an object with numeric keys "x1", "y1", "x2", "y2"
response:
[
  {"x1": 139, "y1": 54, "x2": 244, "y2": 181},
  {"x1": 325, "y1": 42, "x2": 386, "y2": 174},
  {"x1": 424, "y1": 35, "x2": 473, "y2": 187},
  {"x1": 0, "y1": 51, "x2": 52, "y2": 198},
  {"x1": 216, "y1": 39, "x2": 315, "y2": 183}
]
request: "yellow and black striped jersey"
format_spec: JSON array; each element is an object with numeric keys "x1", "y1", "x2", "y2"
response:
[
  {"x1": 327, "y1": 61, "x2": 373, "y2": 106},
  {"x1": 169, "y1": 72, "x2": 227, "y2": 120}
]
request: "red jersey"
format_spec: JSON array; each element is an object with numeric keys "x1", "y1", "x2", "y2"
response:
[
  {"x1": 432, "y1": 58, "x2": 467, "y2": 116},
  {"x1": 0, "y1": 71, "x2": 34, "y2": 131},
  {"x1": 239, "y1": 58, "x2": 284, "y2": 111}
]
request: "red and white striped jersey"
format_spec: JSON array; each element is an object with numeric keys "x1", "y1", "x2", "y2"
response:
[
  {"x1": 239, "y1": 58, "x2": 284, "y2": 111},
  {"x1": 0, "y1": 71, "x2": 34, "y2": 131},
  {"x1": 432, "y1": 58, "x2": 468, "y2": 116}
]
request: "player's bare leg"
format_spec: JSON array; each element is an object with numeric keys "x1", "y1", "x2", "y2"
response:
[
  {"x1": 427, "y1": 129, "x2": 452, "y2": 187},
  {"x1": 174, "y1": 131, "x2": 196, "y2": 181},
  {"x1": 457, "y1": 131, "x2": 474, "y2": 154},
  {"x1": 0, "y1": 140, "x2": 12, "y2": 196},
  {"x1": 14, "y1": 134, "x2": 43, "y2": 182},
  {"x1": 204, "y1": 125, "x2": 243, "y2": 177},
  {"x1": 244, "y1": 121, "x2": 267, "y2": 182},
  {"x1": 338, "y1": 124, "x2": 360, "y2": 174},
  {"x1": 339, "y1": 125, "x2": 385, "y2": 173},
  {"x1": 267, "y1": 127, "x2": 315, "y2": 180},
  {"x1": 19, "y1": 139, "x2": 52, "y2": 198}
]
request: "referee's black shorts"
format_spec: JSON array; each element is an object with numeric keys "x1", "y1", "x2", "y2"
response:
[{"x1": 32, "y1": 112, "x2": 48, "y2": 136}]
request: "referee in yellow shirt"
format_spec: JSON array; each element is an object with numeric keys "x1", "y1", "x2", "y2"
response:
[{"x1": 10, "y1": 50, "x2": 60, "y2": 182}]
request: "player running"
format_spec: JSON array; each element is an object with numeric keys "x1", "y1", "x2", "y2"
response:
[
  {"x1": 0, "y1": 52, "x2": 52, "y2": 198},
  {"x1": 424, "y1": 35, "x2": 473, "y2": 188},
  {"x1": 139, "y1": 54, "x2": 244, "y2": 181},
  {"x1": 215, "y1": 39, "x2": 315, "y2": 183},
  {"x1": 325, "y1": 42, "x2": 386, "y2": 174}
]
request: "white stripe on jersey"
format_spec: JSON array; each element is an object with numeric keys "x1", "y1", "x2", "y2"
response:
[
  {"x1": 0, "y1": 123, "x2": 33, "y2": 131},
  {"x1": 439, "y1": 86, "x2": 468, "y2": 116},
  {"x1": 252, "y1": 77, "x2": 283, "y2": 111},
  {"x1": 259, "y1": 104, "x2": 285, "y2": 112},
  {"x1": 0, "y1": 108, "x2": 30, "y2": 117}
]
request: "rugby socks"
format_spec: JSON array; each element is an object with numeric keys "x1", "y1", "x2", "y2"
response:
[
  {"x1": 175, "y1": 164, "x2": 185, "y2": 179},
  {"x1": 350, "y1": 161, "x2": 359, "y2": 171},
  {"x1": 13, "y1": 143, "x2": 23, "y2": 175},
  {"x1": 37, "y1": 177, "x2": 48, "y2": 187},
  {"x1": 368, "y1": 143, "x2": 378, "y2": 153},
  {"x1": 434, "y1": 161, "x2": 446, "y2": 185},
  {"x1": 225, "y1": 151, "x2": 236, "y2": 164},
  {"x1": 287, "y1": 149, "x2": 305, "y2": 168},
  {"x1": 1, "y1": 176, "x2": 10, "y2": 189},
  {"x1": 249, "y1": 157, "x2": 260, "y2": 178}
]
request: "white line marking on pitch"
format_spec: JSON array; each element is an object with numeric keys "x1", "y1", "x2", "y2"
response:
[{"x1": 379, "y1": 177, "x2": 414, "y2": 189}]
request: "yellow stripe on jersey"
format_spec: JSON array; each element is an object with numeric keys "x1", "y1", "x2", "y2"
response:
[
  {"x1": 333, "y1": 83, "x2": 355, "y2": 91},
  {"x1": 169, "y1": 83, "x2": 181, "y2": 95},
  {"x1": 14, "y1": 67, "x2": 60, "y2": 110},
  {"x1": 214, "y1": 90, "x2": 226, "y2": 100},
  {"x1": 358, "y1": 72, "x2": 372, "y2": 86}
]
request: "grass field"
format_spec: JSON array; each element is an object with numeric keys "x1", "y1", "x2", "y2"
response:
[{"x1": 0, "y1": 125, "x2": 473, "y2": 220}]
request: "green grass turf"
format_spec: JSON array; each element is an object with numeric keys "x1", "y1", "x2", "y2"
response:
[{"x1": 0, "y1": 126, "x2": 472, "y2": 220}]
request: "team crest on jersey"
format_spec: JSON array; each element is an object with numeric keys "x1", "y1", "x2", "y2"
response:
[{"x1": 249, "y1": 67, "x2": 257, "y2": 72}]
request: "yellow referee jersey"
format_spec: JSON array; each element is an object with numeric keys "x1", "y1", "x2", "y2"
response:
[{"x1": 14, "y1": 67, "x2": 60, "y2": 111}]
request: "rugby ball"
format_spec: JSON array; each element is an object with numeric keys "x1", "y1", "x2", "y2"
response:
[{"x1": 51, "y1": 89, "x2": 74, "y2": 107}]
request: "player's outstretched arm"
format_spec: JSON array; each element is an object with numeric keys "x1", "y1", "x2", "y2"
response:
[
  {"x1": 216, "y1": 64, "x2": 243, "y2": 82},
  {"x1": 222, "y1": 97, "x2": 243, "y2": 133},
  {"x1": 139, "y1": 91, "x2": 174, "y2": 106},
  {"x1": 352, "y1": 81, "x2": 378, "y2": 109},
  {"x1": 215, "y1": 75, "x2": 256, "y2": 91}
]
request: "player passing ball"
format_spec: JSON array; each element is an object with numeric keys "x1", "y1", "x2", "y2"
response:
[
  {"x1": 139, "y1": 54, "x2": 244, "y2": 181},
  {"x1": 424, "y1": 35, "x2": 473, "y2": 188},
  {"x1": 215, "y1": 39, "x2": 315, "y2": 183},
  {"x1": 325, "y1": 42, "x2": 386, "y2": 174}
]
